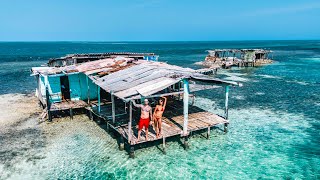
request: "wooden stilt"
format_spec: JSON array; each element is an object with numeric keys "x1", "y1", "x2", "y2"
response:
[
  {"x1": 86, "y1": 76, "x2": 90, "y2": 105},
  {"x1": 70, "y1": 108, "x2": 73, "y2": 119},
  {"x1": 183, "y1": 136, "x2": 189, "y2": 150},
  {"x1": 106, "y1": 122, "x2": 109, "y2": 132},
  {"x1": 224, "y1": 86, "x2": 229, "y2": 120},
  {"x1": 183, "y1": 79, "x2": 189, "y2": 136},
  {"x1": 224, "y1": 123, "x2": 229, "y2": 133},
  {"x1": 45, "y1": 86, "x2": 52, "y2": 122},
  {"x1": 128, "y1": 101, "x2": 132, "y2": 144},
  {"x1": 119, "y1": 136, "x2": 124, "y2": 151},
  {"x1": 98, "y1": 86, "x2": 101, "y2": 113},
  {"x1": 129, "y1": 146, "x2": 135, "y2": 158},
  {"x1": 224, "y1": 86, "x2": 229, "y2": 132},
  {"x1": 207, "y1": 127, "x2": 210, "y2": 139},
  {"x1": 111, "y1": 92, "x2": 115, "y2": 124},
  {"x1": 89, "y1": 110, "x2": 93, "y2": 120},
  {"x1": 162, "y1": 136, "x2": 166, "y2": 154}
]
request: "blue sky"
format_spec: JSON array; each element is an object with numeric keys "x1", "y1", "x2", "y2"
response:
[{"x1": 0, "y1": 0, "x2": 319, "y2": 41}]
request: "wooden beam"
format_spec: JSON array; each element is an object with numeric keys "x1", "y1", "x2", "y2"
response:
[
  {"x1": 183, "y1": 79, "x2": 189, "y2": 136},
  {"x1": 128, "y1": 101, "x2": 133, "y2": 144},
  {"x1": 111, "y1": 92, "x2": 116, "y2": 124}
]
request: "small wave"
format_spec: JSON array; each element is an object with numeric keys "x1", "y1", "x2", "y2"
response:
[
  {"x1": 257, "y1": 74, "x2": 281, "y2": 79},
  {"x1": 224, "y1": 76, "x2": 249, "y2": 82},
  {"x1": 255, "y1": 92, "x2": 265, "y2": 96}
]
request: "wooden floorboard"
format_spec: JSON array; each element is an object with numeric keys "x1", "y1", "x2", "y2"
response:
[
  {"x1": 50, "y1": 100, "x2": 88, "y2": 111},
  {"x1": 107, "y1": 100, "x2": 228, "y2": 145}
]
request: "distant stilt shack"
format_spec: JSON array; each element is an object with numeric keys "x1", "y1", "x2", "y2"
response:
[
  {"x1": 31, "y1": 56, "x2": 242, "y2": 157},
  {"x1": 203, "y1": 49, "x2": 273, "y2": 69},
  {"x1": 48, "y1": 52, "x2": 159, "y2": 67}
]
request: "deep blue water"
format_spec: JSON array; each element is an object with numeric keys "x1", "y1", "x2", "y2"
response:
[{"x1": 0, "y1": 41, "x2": 319, "y2": 179}]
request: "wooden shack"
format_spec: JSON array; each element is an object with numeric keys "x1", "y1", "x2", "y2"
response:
[
  {"x1": 32, "y1": 56, "x2": 242, "y2": 157},
  {"x1": 204, "y1": 49, "x2": 273, "y2": 69},
  {"x1": 48, "y1": 52, "x2": 159, "y2": 67}
]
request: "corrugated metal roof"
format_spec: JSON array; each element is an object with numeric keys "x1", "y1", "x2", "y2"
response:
[
  {"x1": 32, "y1": 56, "x2": 241, "y2": 101},
  {"x1": 90, "y1": 62, "x2": 195, "y2": 100}
]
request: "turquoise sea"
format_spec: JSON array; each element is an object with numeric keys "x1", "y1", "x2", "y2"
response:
[{"x1": 0, "y1": 41, "x2": 319, "y2": 179}]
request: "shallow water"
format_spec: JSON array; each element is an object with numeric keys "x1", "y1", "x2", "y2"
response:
[{"x1": 0, "y1": 41, "x2": 319, "y2": 179}]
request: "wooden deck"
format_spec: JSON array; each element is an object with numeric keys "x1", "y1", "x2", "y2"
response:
[
  {"x1": 50, "y1": 100, "x2": 88, "y2": 111},
  {"x1": 111, "y1": 100, "x2": 228, "y2": 145}
]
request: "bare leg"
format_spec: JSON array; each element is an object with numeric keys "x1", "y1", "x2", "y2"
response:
[
  {"x1": 159, "y1": 118, "x2": 162, "y2": 137},
  {"x1": 145, "y1": 128, "x2": 149, "y2": 141},
  {"x1": 137, "y1": 129, "x2": 141, "y2": 142},
  {"x1": 155, "y1": 119, "x2": 159, "y2": 138}
]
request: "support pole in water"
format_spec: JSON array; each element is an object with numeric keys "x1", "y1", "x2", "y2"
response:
[
  {"x1": 224, "y1": 85, "x2": 229, "y2": 132},
  {"x1": 128, "y1": 101, "x2": 132, "y2": 144},
  {"x1": 111, "y1": 92, "x2": 115, "y2": 124},
  {"x1": 183, "y1": 79, "x2": 189, "y2": 136},
  {"x1": 98, "y1": 86, "x2": 101, "y2": 113},
  {"x1": 130, "y1": 146, "x2": 135, "y2": 158},
  {"x1": 184, "y1": 136, "x2": 189, "y2": 150},
  {"x1": 162, "y1": 136, "x2": 166, "y2": 154},
  {"x1": 119, "y1": 136, "x2": 124, "y2": 151},
  {"x1": 207, "y1": 127, "x2": 210, "y2": 139}
]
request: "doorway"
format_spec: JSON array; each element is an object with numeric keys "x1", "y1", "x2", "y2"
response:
[{"x1": 60, "y1": 76, "x2": 70, "y2": 101}]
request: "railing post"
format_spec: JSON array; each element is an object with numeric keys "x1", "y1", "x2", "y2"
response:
[{"x1": 183, "y1": 79, "x2": 189, "y2": 136}]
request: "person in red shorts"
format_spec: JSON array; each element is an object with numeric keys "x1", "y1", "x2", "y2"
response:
[{"x1": 132, "y1": 99, "x2": 153, "y2": 142}]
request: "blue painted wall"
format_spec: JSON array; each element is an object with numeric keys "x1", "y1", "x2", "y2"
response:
[{"x1": 39, "y1": 73, "x2": 99, "y2": 103}]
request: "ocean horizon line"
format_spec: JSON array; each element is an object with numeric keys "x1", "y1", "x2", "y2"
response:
[{"x1": 0, "y1": 39, "x2": 319, "y2": 43}]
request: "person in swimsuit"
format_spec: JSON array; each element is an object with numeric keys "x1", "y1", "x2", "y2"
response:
[
  {"x1": 132, "y1": 99, "x2": 153, "y2": 142},
  {"x1": 152, "y1": 96, "x2": 167, "y2": 138}
]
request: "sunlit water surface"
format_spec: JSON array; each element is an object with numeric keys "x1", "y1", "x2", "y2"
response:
[{"x1": 0, "y1": 41, "x2": 319, "y2": 179}]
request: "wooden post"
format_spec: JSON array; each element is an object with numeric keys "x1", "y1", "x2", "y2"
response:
[
  {"x1": 86, "y1": 76, "x2": 90, "y2": 105},
  {"x1": 183, "y1": 79, "x2": 189, "y2": 136},
  {"x1": 45, "y1": 86, "x2": 52, "y2": 122},
  {"x1": 98, "y1": 86, "x2": 101, "y2": 113},
  {"x1": 224, "y1": 85, "x2": 229, "y2": 132},
  {"x1": 207, "y1": 127, "x2": 210, "y2": 139},
  {"x1": 224, "y1": 85, "x2": 229, "y2": 119},
  {"x1": 119, "y1": 136, "x2": 124, "y2": 151},
  {"x1": 184, "y1": 136, "x2": 189, "y2": 150},
  {"x1": 70, "y1": 108, "x2": 73, "y2": 119},
  {"x1": 111, "y1": 92, "x2": 115, "y2": 124},
  {"x1": 128, "y1": 101, "x2": 132, "y2": 144},
  {"x1": 129, "y1": 146, "x2": 135, "y2": 158},
  {"x1": 89, "y1": 110, "x2": 93, "y2": 120}
]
